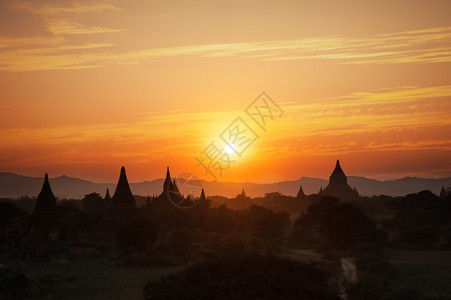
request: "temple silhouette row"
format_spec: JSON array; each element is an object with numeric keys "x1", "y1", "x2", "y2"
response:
[
  {"x1": 8, "y1": 160, "x2": 358, "y2": 259},
  {"x1": 34, "y1": 160, "x2": 359, "y2": 217},
  {"x1": 33, "y1": 166, "x2": 208, "y2": 218}
]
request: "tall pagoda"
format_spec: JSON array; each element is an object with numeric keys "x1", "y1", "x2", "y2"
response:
[
  {"x1": 33, "y1": 173, "x2": 57, "y2": 214},
  {"x1": 110, "y1": 166, "x2": 136, "y2": 215},
  {"x1": 163, "y1": 166, "x2": 173, "y2": 193}
]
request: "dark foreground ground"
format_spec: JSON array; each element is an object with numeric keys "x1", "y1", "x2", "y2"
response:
[{"x1": 2, "y1": 250, "x2": 451, "y2": 299}]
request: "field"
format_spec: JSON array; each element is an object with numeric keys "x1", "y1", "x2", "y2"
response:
[
  {"x1": 1, "y1": 256, "x2": 184, "y2": 299},
  {"x1": 386, "y1": 250, "x2": 451, "y2": 298}
]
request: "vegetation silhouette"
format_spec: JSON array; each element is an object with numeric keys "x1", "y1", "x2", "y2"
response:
[
  {"x1": 144, "y1": 255, "x2": 339, "y2": 300},
  {"x1": 1, "y1": 163, "x2": 451, "y2": 299}
]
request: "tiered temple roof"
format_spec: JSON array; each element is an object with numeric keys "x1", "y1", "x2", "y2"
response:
[{"x1": 319, "y1": 160, "x2": 359, "y2": 201}]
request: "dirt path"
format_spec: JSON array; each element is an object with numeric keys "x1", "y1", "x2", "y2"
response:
[
  {"x1": 341, "y1": 258, "x2": 357, "y2": 282},
  {"x1": 339, "y1": 257, "x2": 357, "y2": 299}
]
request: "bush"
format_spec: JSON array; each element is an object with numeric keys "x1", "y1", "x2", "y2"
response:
[
  {"x1": 144, "y1": 254, "x2": 339, "y2": 300},
  {"x1": 320, "y1": 203, "x2": 387, "y2": 250}
]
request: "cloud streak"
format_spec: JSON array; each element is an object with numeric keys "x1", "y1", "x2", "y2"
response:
[
  {"x1": 7, "y1": 0, "x2": 121, "y2": 15},
  {"x1": 1, "y1": 21, "x2": 451, "y2": 71}
]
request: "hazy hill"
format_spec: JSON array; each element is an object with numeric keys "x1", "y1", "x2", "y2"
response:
[{"x1": 1, "y1": 172, "x2": 450, "y2": 199}]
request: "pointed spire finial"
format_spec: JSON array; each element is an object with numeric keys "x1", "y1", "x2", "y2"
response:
[
  {"x1": 163, "y1": 166, "x2": 172, "y2": 192},
  {"x1": 104, "y1": 188, "x2": 111, "y2": 201},
  {"x1": 200, "y1": 188, "x2": 206, "y2": 201}
]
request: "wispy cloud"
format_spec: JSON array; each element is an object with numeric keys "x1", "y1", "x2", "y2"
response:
[
  {"x1": 7, "y1": 0, "x2": 121, "y2": 14},
  {"x1": 47, "y1": 20, "x2": 125, "y2": 35},
  {"x1": 2, "y1": 24, "x2": 451, "y2": 71},
  {"x1": 0, "y1": 0, "x2": 123, "y2": 70},
  {"x1": 258, "y1": 85, "x2": 451, "y2": 157}
]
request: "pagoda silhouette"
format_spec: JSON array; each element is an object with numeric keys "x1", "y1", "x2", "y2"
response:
[
  {"x1": 109, "y1": 166, "x2": 137, "y2": 216},
  {"x1": 152, "y1": 166, "x2": 207, "y2": 208},
  {"x1": 104, "y1": 188, "x2": 111, "y2": 203},
  {"x1": 296, "y1": 185, "x2": 306, "y2": 201},
  {"x1": 160, "y1": 166, "x2": 182, "y2": 203},
  {"x1": 319, "y1": 160, "x2": 359, "y2": 201},
  {"x1": 30, "y1": 173, "x2": 64, "y2": 240},
  {"x1": 33, "y1": 173, "x2": 57, "y2": 215}
]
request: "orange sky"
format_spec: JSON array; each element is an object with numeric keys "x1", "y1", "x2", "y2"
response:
[{"x1": 1, "y1": 0, "x2": 451, "y2": 183}]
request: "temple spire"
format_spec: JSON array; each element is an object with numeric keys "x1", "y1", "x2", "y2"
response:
[
  {"x1": 330, "y1": 159, "x2": 347, "y2": 185},
  {"x1": 33, "y1": 173, "x2": 57, "y2": 213},
  {"x1": 297, "y1": 185, "x2": 306, "y2": 200},
  {"x1": 200, "y1": 188, "x2": 206, "y2": 202},
  {"x1": 111, "y1": 166, "x2": 136, "y2": 210},
  {"x1": 163, "y1": 166, "x2": 172, "y2": 192},
  {"x1": 104, "y1": 188, "x2": 111, "y2": 201}
]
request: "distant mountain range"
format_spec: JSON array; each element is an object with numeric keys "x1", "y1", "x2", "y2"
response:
[{"x1": 1, "y1": 172, "x2": 450, "y2": 199}]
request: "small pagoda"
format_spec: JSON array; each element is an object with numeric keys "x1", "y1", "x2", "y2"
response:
[{"x1": 296, "y1": 185, "x2": 306, "y2": 201}]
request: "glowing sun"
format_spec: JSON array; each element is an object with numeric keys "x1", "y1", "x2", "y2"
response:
[{"x1": 225, "y1": 144, "x2": 236, "y2": 154}]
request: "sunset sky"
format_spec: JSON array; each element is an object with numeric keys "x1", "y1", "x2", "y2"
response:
[{"x1": 1, "y1": 0, "x2": 451, "y2": 183}]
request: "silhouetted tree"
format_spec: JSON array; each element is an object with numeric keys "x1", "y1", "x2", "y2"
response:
[
  {"x1": 144, "y1": 255, "x2": 339, "y2": 300},
  {"x1": 292, "y1": 197, "x2": 386, "y2": 250},
  {"x1": 319, "y1": 203, "x2": 387, "y2": 249},
  {"x1": 82, "y1": 192, "x2": 104, "y2": 213},
  {"x1": 246, "y1": 205, "x2": 290, "y2": 238}
]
